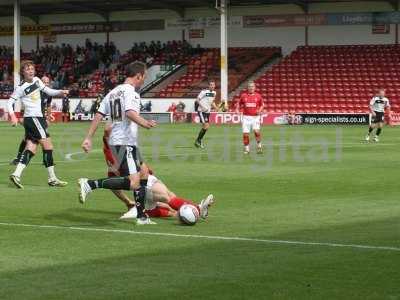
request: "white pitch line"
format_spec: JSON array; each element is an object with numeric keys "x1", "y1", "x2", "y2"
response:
[
  {"x1": 65, "y1": 149, "x2": 101, "y2": 161},
  {"x1": 0, "y1": 222, "x2": 399, "y2": 252}
]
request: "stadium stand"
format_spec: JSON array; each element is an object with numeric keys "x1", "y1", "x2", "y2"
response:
[
  {"x1": 231, "y1": 44, "x2": 400, "y2": 113},
  {"x1": 0, "y1": 40, "x2": 203, "y2": 99},
  {"x1": 156, "y1": 47, "x2": 281, "y2": 99},
  {"x1": 2, "y1": 42, "x2": 400, "y2": 115}
]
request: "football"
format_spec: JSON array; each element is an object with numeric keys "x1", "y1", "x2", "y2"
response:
[{"x1": 178, "y1": 204, "x2": 200, "y2": 225}]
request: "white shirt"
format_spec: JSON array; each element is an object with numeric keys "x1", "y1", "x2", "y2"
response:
[
  {"x1": 98, "y1": 83, "x2": 140, "y2": 146},
  {"x1": 370, "y1": 96, "x2": 390, "y2": 113},
  {"x1": 7, "y1": 77, "x2": 60, "y2": 117},
  {"x1": 197, "y1": 89, "x2": 216, "y2": 113}
]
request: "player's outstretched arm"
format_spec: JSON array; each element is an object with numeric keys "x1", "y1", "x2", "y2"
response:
[
  {"x1": 42, "y1": 86, "x2": 69, "y2": 98},
  {"x1": 126, "y1": 110, "x2": 157, "y2": 129},
  {"x1": 82, "y1": 113, "x2": 103, "y2": 153},
  {"x1": 7, "y1": 97, "x2": 18, "y2": 126}
]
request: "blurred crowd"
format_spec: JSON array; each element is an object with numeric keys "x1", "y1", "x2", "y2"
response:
[{"x1": 0, "y1": 39, "x2": 203, "y2": 97}]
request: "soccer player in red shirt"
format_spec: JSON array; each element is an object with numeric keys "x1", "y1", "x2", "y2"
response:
[{"x1": 237, "y1": 81, "x2": 264, "y2": 154}]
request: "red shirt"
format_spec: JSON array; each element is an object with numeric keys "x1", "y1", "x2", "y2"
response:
[{"x1": 239, "y1": 92, "x2": 263, "y2": 116}]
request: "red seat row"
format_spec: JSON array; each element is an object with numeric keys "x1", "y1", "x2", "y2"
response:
[{"x1": 232, "y1": 44, "x2": 400, "y2": 113}]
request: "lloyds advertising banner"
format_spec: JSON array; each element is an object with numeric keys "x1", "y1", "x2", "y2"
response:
[{"x1": 243, "y1": 11, "x2": 400, "y2": 27}]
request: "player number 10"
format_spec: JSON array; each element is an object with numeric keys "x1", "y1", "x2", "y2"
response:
[{"x1": 110, "y1": 98, "x2": 122, "y2": 121}]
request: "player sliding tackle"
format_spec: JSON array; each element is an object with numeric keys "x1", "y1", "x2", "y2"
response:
[
  {"x1": 121, "y1": 172, "x2": 214, "y2": 220},
  {"x1": 8, "y1": 61, "x2": 69, "y2": 189},
  {"x1": 78, "y1": 61, "x2": 157, "y2": 225},
  {"x1": 100, "y1": 123, "x2": 214, "y2": 220}
]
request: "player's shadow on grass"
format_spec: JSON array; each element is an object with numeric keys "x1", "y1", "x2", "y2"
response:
[{"x1": 44, "y1": 208, "x2": 121, "y2": 227}]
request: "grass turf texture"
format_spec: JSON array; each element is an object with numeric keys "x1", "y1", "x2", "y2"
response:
[{"x1": 0, "y1": 122, "x2": 399, "y2": 300}]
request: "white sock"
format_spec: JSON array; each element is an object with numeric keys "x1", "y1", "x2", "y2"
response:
[
  {"x1": 48, "y1": 166, "x2": 56, "y2": 180},
  {"x1": 13, "y1": 163, "x2": 26, "y2": 178}
]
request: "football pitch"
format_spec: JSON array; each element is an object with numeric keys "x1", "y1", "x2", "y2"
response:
[{"x1": 0, "y1": 122, "x2": 399, "y2": 300}]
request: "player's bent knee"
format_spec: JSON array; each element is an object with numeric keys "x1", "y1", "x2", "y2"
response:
[{"x1": 41, "y1": 138, "x2": 53, "y2": 150}]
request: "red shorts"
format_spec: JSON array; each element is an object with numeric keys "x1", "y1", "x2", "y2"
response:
[
  {"x1": 104, "y1": 137, "x2": 119, "y2": 177},
  {"x1": 146, "y1": 207, "x2": 170, "y2": 218}
]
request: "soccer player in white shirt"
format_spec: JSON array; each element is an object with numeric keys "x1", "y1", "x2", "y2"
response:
[
  {"x1": 365, "y1": 89, "x2": 391, "y2": 142},
  {"x1": 194, "y1": 80, "x2": 217, "y2": 149},
  {"x1": 78, "y1": 61, "x2": 157, "y2": 225},
  {"x1": 8, "y1": 61, "x2": 69, "y2": 189},
  {"x1": 10, "y1": 75, "x2": 53, "y2": 165}
]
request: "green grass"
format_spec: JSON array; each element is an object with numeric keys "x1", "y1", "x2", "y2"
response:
[{"x1": 0, "y1": 122, "x2": 399, "y2": 300}]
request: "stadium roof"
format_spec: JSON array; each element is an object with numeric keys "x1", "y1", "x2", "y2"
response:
[{"x1": 0, "y1": 0, "x2": 398, "y2": 22}]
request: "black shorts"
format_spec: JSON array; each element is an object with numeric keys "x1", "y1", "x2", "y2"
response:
[
  {"x1": 198, "y1": 111, "x2": 210, "y2": 124},
  {"x1": 372, "y1": 111, "x2": 384, "y2": 123},
  {"x1": 62, "y1": 108, "x2": 69, "y2": 114},
  {"x1": 23, "y1": 117, "x2": 50, "y2": 143},
  {"x1": 109, "y1": 145, "x2": 143, "y2": 176}
]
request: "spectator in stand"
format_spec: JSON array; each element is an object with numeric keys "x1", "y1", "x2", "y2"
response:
[
  {"x1": 58, "y1": 70, "x2": 68, "y2": 88},
  {"x1": 1, "y1": 39, "x2": 202, "y2": 100},
  {"x1": 69, "y1": 83, "x2": 80, "y2": 97},
  {"x1": 112, "y1": 49, "x2": 120, "y2": 63},
  {"x1": 229, "y1": 56, "x2": 240, "y2": 73},
  {"x1": 145, "y1": 55, "x2": 154, "y2": 66},
  {"x1": 104, "y1": 76, "x2": 114, "y2": 94}
]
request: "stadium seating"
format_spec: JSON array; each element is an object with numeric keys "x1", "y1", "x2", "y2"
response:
[
  {"x1": 156, "y1": 49, "x2": 218, "y2": 98},
  {"x1": 156, "y1": 47, "x2": 281, "y2": 99},
  {"x1": 231, "y1": 44, "x2": 400, "y2": 113},
  {"x1": 0, "y1": 40, "x2": 198, "y2": 98}
]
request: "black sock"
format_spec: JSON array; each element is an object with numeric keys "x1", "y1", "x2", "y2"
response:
[
  {"x1": 368, "y1": 127, "x2": 374, "y2": 134},
  {"x1": 88, "y1": 177, "x2": 131, "y2": 190},
  {"x1": 134, "y1": 179, "x2": 148, "y2": 218},
  {"x1": 376, "y1": 128, "x2": 382, "y2": 136},
  {"x1": 16, "y1": 140, "x2": 26, "y2": 160},
  {"x1": 20, "y1": 150, "x2": 34, "y2": 165},
  {"x1": 197, "y1": 128, "x2": 207, "y2": 142},
  {"x1": 43, "y1": 150, "x2": 54, "y2": 167}
]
